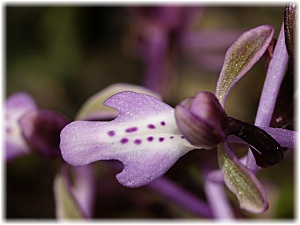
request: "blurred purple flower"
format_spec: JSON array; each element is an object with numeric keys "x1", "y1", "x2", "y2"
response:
[
  {"x1": 5, "y1": 92, "x2": 38, "y2": 160},
  {"x1": 6, "y1": 92, "x2": 95, "y2": 219},
  {"x1": 124, "y1": 6, "x2": 242, "y2": 99},
  {"x1": 19, "y1": 109, "x2": 69, "y2": 158},
  {"x1": 5, "y1": 92, "x2": 69, "y2": 160}
]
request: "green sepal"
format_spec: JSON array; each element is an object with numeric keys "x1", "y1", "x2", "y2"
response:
[
  {"x1": 53, "y1": 166, "x2": 85, "y2": 219},
  {"x1": 216, "y1": 25, "x2": 274, "y2": 106},
  {"x1": 217, "y1": 142, "x2": 268, "y2": 214},
  {"x1": 76, "y1": 83, "x2": 161, "y2": 120}
]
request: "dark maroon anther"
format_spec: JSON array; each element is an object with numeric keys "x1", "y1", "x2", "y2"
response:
[
  {"x1": 227, "y1": 117, "x2": 284, "y2": 168},
  {"x1": 284, "y1": 3, "x2": 296, "y2": 59}
]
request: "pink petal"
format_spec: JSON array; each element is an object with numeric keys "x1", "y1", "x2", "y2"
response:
[{"x1": 60, "y1": 91, "x2": 195, "y2": 187}]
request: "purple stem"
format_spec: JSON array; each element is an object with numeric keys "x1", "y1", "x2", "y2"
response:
[
  {"x1": 142, "y1": 28, "x2": 169, "y2": 97},
  {"x1": 204, "y1": 170, "x2": 234, "y2": 219},
  {"x1": 147, "y1": 177, "x2": 213, "y2": 218},
  {"x1": 254, "y1": 23, "x2": 289, "y2": 126},
  {"x1": 246, "y1": 23, "x2": 289, "y2": 171}
]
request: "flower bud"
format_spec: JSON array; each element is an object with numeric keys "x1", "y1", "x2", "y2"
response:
[{"x1": 175, "y1": 91, "x2": 229, "y2": 149}]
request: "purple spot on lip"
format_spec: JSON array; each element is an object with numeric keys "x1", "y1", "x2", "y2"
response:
[
  {"x1": 147, "y1": 136, "x2": 154, "y2": 142},
  {"x1": 134, "y1": 139, "x2": 142, "y2": 145},
  {"x1": 181, "y1": 136, "x2": 185, "y2": 139},
  {"x1": 126, "y1": 127, "x2": 138, "y2": 133},
  {"x1": 107, "y1": 130, "x2": 115, "y2": 136},
  {"x1": 159, "y1": 137, "x2": 164, "y2": 142},
  {"x1": 147, "y1": 124, "x2": 156, "y2": 129},
  {"x1": 161, "y1": 121, "x2": 166, "y2": 126},
  {"x1": 120, "y1": 138, "x2": 129, "y2": 144},
  {"x1": 170, "y1": 136, "x2": 174, "y2": 139}
]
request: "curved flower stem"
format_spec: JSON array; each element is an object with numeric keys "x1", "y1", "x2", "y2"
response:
[
  {"x1": 246, "y1": 23, "x2": 289, "y2": 172},
  {"x1": 228, "y1": 127, "x2": 295, "y2": 150},
  {"x1": 147, "y1": 177, "x2": 213, "y2": 218},
  {"x1": 204, "y1": 169, "x2": 235, "y2": 219}
]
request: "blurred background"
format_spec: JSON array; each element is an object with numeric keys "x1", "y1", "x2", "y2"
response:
[{"x1": 5, "y1": 5, "x2": 294, "y2": 219}]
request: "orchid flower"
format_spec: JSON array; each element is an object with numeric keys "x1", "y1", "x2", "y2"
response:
[
  {"x1": 60, "y1": 85, "x2": 293, "y2": 211},
  {"x1": 5, "y1": 91, "x2": 97, "y2": 219},
  {"x1": 5, "y1": 92, "x2": 97, "y2": 219},
  {"x1": 6, "y1": 6, "x2": 295, "y2": 219},
  {"x1": 60, "y1": 24, "x2": 295, "y2": 214}
]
